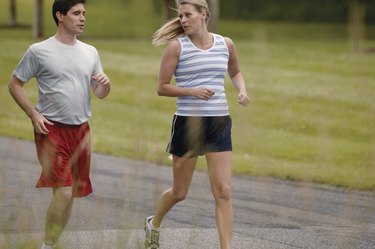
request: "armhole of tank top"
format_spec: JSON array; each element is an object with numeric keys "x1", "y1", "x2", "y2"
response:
[
  {"x1": 221, "y1": 35, "x2": 230, "y2": 55},
  {"x1": 177, "y1": 37, "x2": 184, "y2": 59}
]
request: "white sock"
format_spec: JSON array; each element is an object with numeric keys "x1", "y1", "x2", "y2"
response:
[
  {"x1": 41, "y1": 242, "x2": 55, "y2": 249},
  {"x1": 150, "y1": 217, "x2": 161, "y2": 231}
]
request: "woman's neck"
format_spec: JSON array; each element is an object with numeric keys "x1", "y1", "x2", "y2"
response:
[{"x1": 188, "y1": 30, "x2": 213, "y2": 50}]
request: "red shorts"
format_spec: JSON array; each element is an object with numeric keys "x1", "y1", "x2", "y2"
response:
[{"x1": 34, "y1": 121, "x2": 92, "y2": 197}]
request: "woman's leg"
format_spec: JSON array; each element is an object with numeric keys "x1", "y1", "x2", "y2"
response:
[
  {"x1": 206, "y1": 151, "x2": 233, "y2": 249},
  {"x1": 152, "y1": 155, "x2": 197, "y2": 227}
]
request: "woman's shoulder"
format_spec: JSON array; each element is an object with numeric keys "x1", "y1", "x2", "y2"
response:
[
  {"x1": 164, "y1": 39, "x2": 181, "y2": 57},
  {"x1": 212, "y1": 33, "x2": 234, "y2": 46},
  {"x1": 167, "y1": 38, "x2": 181, "y2": 49},
  {"x1": 222, "y1": 36, "x2": 235, "y2": 51}
]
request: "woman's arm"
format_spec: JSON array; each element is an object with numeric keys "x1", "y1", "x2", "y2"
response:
[
  {"x1": 157, "y1": 40, "x2": 215, "y2": 100},
  {"x1": 225, "y1": 37, "x2": 250, "y2": 107}
]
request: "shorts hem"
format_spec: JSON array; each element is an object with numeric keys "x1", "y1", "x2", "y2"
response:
[
  {"x1": 169, "y1": 148, "x2": 232, "y2": 158},
  {"x1": 35, "y1": 183, "x2": 92, "y2": 198}
]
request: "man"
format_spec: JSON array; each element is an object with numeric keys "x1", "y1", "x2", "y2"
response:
[{"x1": 8, "y1": 1, "x2": 111, "y2": 248}]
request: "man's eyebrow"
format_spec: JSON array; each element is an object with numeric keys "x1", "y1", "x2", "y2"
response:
[{"x1": 72, "y1": 10, "x2": 85, "y2": 14}]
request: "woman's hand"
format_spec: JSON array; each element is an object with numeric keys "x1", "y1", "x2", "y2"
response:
[
  {"x1": 192, "y1": 88, "x2": 215, "y2": 100},
  {"x1": 238, "y1": 91, "x2": 249, "y2": 106}
]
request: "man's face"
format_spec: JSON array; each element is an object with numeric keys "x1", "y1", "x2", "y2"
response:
[{"x1": 59, "y1": 3, "x2": 86, "y2": 35}]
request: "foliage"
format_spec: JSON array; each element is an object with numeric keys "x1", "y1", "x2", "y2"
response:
[
  {"x1": 219, "y1": 0, "x2": 375, "y2": 23},
  {"x1": 0, "y1": 1, "x2": 375, "y2": 190}
]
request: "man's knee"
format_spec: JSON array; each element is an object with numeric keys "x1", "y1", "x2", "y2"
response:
[{"x1": 54, "y1": 187, "x2": 73, "y2": 202}]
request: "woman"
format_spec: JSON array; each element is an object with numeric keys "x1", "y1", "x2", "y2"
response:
[{"x1": 144, "y1": 1, "x2": 249, "y2": 249}]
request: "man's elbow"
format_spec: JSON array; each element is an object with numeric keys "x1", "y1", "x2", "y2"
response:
[{"x1": 8, "y1": 78, "x2": 19, "y2": 95}]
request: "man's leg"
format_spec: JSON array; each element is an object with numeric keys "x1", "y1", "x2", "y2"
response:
[{"x1": 44, "y1": 186, "x2": 74, "y2": 246}]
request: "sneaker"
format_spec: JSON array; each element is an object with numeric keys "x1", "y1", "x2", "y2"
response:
[
  {"x1": 144, "y1": 216, "x2": 160, "y2": 249},
  {"x1": 41, "y1": 243, "x2": 55, "y2": 249}
]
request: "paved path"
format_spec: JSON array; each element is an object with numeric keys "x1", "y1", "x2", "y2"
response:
[{"x1": 0, "y1": 137, "x2": 374, "y2": 249}]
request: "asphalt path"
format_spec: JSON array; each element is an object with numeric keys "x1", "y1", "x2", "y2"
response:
[{"x1": 0, "y1": 137, "x2": 374, "y2": 249}]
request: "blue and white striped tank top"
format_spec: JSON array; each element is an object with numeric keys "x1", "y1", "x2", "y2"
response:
[{"x1": 175, "y1": 34, "x2": 229, "y2": 116}]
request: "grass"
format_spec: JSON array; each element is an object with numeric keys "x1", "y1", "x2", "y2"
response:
[{"x1": 0, "y1": 1, "x2": 375, "y2": 190}]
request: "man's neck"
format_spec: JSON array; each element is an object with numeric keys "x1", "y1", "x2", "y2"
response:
[{"x1": 54, "y1": 31, "x2": 77, "y2": 45}]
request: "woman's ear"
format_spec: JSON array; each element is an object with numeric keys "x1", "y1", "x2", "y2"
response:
[{"x1": 202, "y1": 11, "x2": 207, "y2": 21}]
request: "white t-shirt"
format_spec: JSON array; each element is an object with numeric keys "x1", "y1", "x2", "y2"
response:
[{"x1": 13, "y1": 36, "x2": 103, "y2": 125}]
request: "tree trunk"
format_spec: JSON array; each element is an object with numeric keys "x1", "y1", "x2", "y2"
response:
[
  {"x1": 164, "y1": 0, "x2": 175, "y2": 21},
  {"x1": 349, "y1": 0, "x2": 366, "y2": 52},
  {"x1": 207, "y1": 0, "x2": 219, "y2": 33},
  {"x1": 33, "y1": 0, "x2": 43, "y2": 39},
  {"x1": 9, "y1": 0, "x2": 17, "y2": 27}
]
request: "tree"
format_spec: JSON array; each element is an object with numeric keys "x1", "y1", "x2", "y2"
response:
[
  {"x1": 207, "y1": 0, "x2": 219, "y2": 33},
  {"x1": 9, "y1": 0, "x2": 17, "y2": 27},
  {"x1": 349, "y1": 0, "x2": 367, "y2": 52},
  {"x1": 164, "y1": 0, "x2": 175, "y2": 21},
  {"x1": 33, "y1": 0, "x2": 43, "y2": 38}
]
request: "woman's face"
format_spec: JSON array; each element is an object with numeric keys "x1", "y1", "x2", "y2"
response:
[{"x1": 178, "y1": 4, "x2": 206, "y2": 35}]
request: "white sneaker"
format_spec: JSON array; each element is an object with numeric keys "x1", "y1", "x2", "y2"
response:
[
  {"x1": 144, "y1": 216, "x2": 160, "y2": 249},
  {"x1": 41, "y1": 243, "x2": 55, "y2": 249}
]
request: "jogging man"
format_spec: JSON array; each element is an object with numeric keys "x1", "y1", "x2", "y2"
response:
[{"x1": 8, "y1": 1, "x2": 111, "y2": 248}]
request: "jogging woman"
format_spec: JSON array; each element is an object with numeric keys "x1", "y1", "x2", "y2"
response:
[{"x1": 144, "y1": 1, "x2": 249, "y2": 248}]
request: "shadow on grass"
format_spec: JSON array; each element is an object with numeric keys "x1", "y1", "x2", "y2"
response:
[
  {"x1": 0, "y1": 24, "x2": 31, "y2": 29},
  {"x1": 363, "y1": 48, "x2": 375, "y2": 53}
]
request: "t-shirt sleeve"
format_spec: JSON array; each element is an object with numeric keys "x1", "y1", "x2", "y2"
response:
[
  {"x1": 13, "y1": 47, "x2": 40, "y2": 83},
  {"x1": 90, "y1": 48, "x2": 104, "y2": 86}
]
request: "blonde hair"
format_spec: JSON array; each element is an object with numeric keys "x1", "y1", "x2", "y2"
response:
[{"x1": 152, "y1": 0, "x2": 210, "y2": 46}]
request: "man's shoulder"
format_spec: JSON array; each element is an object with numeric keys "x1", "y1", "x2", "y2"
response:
[
  {"x1": 77, "y1": 39, "x2": 96, "y2": 49},
  {"x1": 30, "y1": 37, "x2": 54, "y2": 48},
  {"x1": 76, "y1": 39, "x2": 99, "y2": 56}
]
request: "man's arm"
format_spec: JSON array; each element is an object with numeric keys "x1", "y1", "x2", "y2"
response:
[
  {"x1": 8, "y1": 75, "x2": 52, "y2": 134},
  {"x1": 92, "y1": 73, "x2": 111, "y2": 99}
]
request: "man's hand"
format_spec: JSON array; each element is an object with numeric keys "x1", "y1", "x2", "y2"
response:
[{"x1": 31, "y1": 110, "x2": 54, "y2": 134}]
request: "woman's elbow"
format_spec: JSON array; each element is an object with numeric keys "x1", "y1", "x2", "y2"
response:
[
  {"x1": 157, "y1": 88, "x2": 162, "y2": 96},
  {"x1": 157, "y1": 86, "x2": 166, "y2": 96}
]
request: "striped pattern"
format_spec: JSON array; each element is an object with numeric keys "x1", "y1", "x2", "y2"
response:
[{"x1": 175, "y1": 34, "x2": 229, "y2": 116}]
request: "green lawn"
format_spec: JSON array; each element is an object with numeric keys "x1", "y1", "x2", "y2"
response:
[{"x1": 1, "y1": 1, "x2": 374, "y2": 190}]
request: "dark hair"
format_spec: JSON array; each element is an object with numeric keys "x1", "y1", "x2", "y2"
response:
[{"x1": 52, "y1": 0, "x2": 86, "y2": 26}]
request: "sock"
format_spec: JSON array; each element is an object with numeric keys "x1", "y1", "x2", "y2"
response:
[{"x1": 150, "y1": 217, "x2": 161, "y2": 230}]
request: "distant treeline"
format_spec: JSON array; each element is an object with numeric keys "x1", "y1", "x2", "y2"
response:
[
  {"x1": 152, "y1": 0, "x2": 375, "y2": 23},
  {"x1": 220, "y1": 0, "x2": 375, "y2": 23}
]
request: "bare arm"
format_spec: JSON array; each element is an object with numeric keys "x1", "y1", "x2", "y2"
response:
[
  {"x1": 225, "y1": 37, "x2": 250, "y2": 107},
  {"x1": 92, "y1": 73, "x2": 111, "y2": 99},
  {"x1": 8, "y1": 75, "x2": 53, "y2": 134},
  {"x1": 157, "y1": 40, "x2": 215, "y2": 100}
]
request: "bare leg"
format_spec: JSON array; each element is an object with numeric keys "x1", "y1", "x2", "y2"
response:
[
  {"x1": 44, "y1": 186, "x2": 74, "y2": 245},
  {"x1": 206, "y1": 151, "x2": 233, "y2": 249},
  {"x1": 152, "y1": 155, "x2": 197, "y2": 227}
]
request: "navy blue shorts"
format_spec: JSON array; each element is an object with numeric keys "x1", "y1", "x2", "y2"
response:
[{"x1": 167, "y1": 115, "x2": 232, "y2": 158}]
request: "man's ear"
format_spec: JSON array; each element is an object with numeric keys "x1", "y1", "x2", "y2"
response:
[{"x1": 56, "y1": 11, "x2": 64, "y2": 23}]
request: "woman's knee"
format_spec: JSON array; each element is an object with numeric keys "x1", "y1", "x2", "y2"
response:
[
  {"x1": 171, "y1": 189, "x2": 188, "y2": 202},
  {"x1": 212, "y1": 184, "x2": 231, "y2": 201}
]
